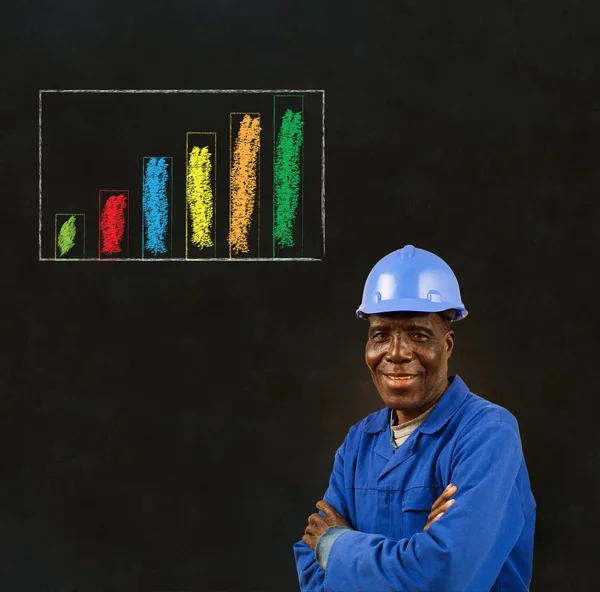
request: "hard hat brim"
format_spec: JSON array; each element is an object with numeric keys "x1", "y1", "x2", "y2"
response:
[{"x1": 357, "y1": 297, "x2": 468, "y2": 321}]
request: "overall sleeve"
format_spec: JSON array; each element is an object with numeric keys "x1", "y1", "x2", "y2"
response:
[
  {"x1": 323, "y1": 417, "x2": 527, "y2": 592},
  {"x1": 293, "y1": 439, "x2": 352, "y2": 592}
]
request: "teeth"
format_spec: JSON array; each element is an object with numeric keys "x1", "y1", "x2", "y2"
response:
[{"x1": 388, "y1": 375, "x2": 415, "y2": 380}]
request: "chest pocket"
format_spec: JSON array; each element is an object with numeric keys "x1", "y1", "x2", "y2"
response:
[{"x1": 401, "y1": 487, "x2": 442, "y2": 538}]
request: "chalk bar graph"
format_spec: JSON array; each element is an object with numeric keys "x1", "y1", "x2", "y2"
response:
[{"x1": 39, "y1": 90, "x2": 325, "y2": 262}]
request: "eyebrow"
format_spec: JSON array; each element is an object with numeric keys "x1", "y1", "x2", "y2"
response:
[
  {"x1": 369, "y1": 323, "x2": 434, "y2": 335},
  {"x1": 368, "y1": 323, "x2": 390, "y2": 332},
  {"x1": 404, "y1": 323, "x2": 434, "y2": 334}
]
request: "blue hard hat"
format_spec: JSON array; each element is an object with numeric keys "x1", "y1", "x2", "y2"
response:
[{"x1": 357, "y1": 245, "x2": 468, "y2": 321}]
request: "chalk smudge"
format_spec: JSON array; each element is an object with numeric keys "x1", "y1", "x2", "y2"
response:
[
  {"x1": 143, "y1": 157, "x2": 169, "y2": 255},
  {"x1": 273, "y1": 109, "x2": 303, "y2": 249},
  {"x1": 187, "y1": 146, "x2": 214, "y2": 249},
  {"x1": 100, "y1": 193, "x2": 127, "y2": 255},
  {"x1": 229, "y1": 114, "x2": 261, "y2": 255},
  {"x1": 57, "y1": 215, "x2": 77, "y2": 257}
]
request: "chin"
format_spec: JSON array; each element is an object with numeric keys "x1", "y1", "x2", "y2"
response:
[{"x1": 381, "y1": 391, "x2": 422, "y2": 407}]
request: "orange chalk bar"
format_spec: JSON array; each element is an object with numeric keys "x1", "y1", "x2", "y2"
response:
[{"x1": 229, "y1": 113, "x2": 261, "y2": 256}]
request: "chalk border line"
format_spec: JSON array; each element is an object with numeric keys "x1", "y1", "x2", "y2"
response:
[{"x1": 38, "y1": 89, "x2": 325, "y2": 262}]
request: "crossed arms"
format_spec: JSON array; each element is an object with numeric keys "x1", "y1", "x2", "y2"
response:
[{"x1": 293, "y1": 420, "x2": 531, "y2": 592}]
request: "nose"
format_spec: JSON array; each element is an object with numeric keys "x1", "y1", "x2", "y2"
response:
[{"x1": 385, "y1": 334, "x2": 413, "y2": 363}]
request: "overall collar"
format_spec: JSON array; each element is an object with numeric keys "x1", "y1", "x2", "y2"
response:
[{"x1": 360, "y1": 375, "x2": 470, "y2": 435}]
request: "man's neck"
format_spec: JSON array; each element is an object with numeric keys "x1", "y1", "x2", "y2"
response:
[{"x1": 393, "y1": 377, "x2": 451, "y2": 425}]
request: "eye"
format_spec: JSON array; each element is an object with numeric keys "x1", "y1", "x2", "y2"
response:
[
  {"x1": 371, "y1": 331, "x2": 388, "y2": 341},
  {"x1": 412, "y1": 333, "x2": 429, "y2": 341}
]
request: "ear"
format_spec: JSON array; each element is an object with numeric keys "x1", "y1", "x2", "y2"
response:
[{"x1": 445, "y1": 330, "x2": 455, "y2": 358}]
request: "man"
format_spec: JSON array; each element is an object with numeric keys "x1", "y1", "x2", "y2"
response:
[{"x1": 293, "y1": 245, "x2": 536, "y2": 591}]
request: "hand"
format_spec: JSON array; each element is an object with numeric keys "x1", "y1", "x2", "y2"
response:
[
  {"x1": 302, "y1": 500, "x2": 352, "y2": 550},
  {"x1": 423, "y1": 484, "x2": 457, "y2": 532}
]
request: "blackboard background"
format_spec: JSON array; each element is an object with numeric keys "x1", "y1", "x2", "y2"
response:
[{"x1": 2, "y1": 1, "x2": 598, "y2": 590}]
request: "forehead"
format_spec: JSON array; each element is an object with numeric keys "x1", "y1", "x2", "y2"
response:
[{"x1": 368, "y1": 312, "x2": 437, "y2": 328}]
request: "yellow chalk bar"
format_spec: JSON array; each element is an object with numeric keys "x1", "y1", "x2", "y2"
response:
[{"x1": 187, "y1": 145, "x2": 215, "y2": 250}]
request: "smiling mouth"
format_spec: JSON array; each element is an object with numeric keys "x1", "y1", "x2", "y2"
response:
[{"x1": 383, "y1": 374, "x2": 418, "y2": 384}]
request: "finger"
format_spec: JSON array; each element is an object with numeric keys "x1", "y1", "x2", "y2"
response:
[
  {"x1": 308, "y1": 513, "x2": 327, "y2": 526},
  {"x1": 302, "y1": 533, "x2": 317, "y2": 550},
  {"x1": 424, "y1": 511, "x2": 446, "y2": 532},
  {"x1": 431, "y1": 484, "x2": 457, "y2": 509},
  {"x1": 305, "y1": 522, "x2": 324, "y2": 536},
  {"x1": 430, "y1": 484, "x2": 457, "y2": 513},
  {"x1": 316, "y1": 500, "x2": 341, "y2": 518},
  {"x1": 427, "y1": 498, "x2": 455, "y2": 522},
  {"x1": 306, "y1": 523, "x2": 330, "y2": 541}
]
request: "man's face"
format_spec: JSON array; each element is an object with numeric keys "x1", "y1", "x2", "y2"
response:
[{"x1": 365, "y1": 311, "x2": 455, "y2": 421}]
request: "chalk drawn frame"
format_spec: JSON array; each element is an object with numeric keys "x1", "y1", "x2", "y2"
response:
[{"x1": 38, "y1": 89, "x2": 326, "y2": 262}]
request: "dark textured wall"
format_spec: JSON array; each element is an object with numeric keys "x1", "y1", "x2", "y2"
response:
[{"x1": 3, "y1": 1, "x2": 598, "y2": 590}]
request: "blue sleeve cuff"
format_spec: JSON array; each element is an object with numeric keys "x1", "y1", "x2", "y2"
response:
[{"x1": 315, "y1": 526, "x2": 354, "y2": 570}]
